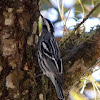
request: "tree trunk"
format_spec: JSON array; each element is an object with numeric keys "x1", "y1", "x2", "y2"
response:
[
  {"x1": 0, "y1": 0, "x2": 42, "y2": 100},
  {"x1": 0, "y1": 0, "x2": 100, "y2": 100}
]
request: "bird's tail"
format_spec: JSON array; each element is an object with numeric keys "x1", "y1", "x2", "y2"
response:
[{"x1": 54, "y1": 79, "x2": 65, "y2": 100}]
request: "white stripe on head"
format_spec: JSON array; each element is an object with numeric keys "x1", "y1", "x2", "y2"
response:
[
  {"x1": 45, "y1": 19, "x2": 51, "y2": 32},
  {"x1": 42, "y1": 17, "x2": 54, "y2": 33}
]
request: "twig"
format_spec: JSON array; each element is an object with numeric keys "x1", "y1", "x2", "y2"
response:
[
  {"x1": 59, "y1": 3, "x2": 100, "y2": 47},
  {"x1": 74, "y1": 3, "x2": 100, "y2": 31}
]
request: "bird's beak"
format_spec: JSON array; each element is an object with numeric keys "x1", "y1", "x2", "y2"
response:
[
  {"x1": 40, "y1": 14, "x2": 43, "y2": 18},
  {"x1": 40, "y1": 15, "x2": 45, "y2": 23},
  {"x1": 40, "y1": 15, "x2": 44, "y2": 19}
]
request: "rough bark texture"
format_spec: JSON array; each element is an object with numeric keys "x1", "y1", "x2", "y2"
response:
[
  {"x1": 0, "y1": 0, "x2": 100, "y2": 100},
  {"x1": 0, "y1": 0, "x2": 41, "y2": 100}
]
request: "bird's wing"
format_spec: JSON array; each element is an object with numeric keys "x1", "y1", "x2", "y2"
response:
[{"x1": 49, "y1": 37, "x2": 63, "y2": 74}]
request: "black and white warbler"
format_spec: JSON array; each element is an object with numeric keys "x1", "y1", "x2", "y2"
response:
[{"x1": 38, "y1": 15, "x2": 64, "y2": 100}]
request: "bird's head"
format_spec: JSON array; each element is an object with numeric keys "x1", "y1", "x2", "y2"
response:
[{"x1": 41, "y1": 15, "x2": 54, "y2": 34}]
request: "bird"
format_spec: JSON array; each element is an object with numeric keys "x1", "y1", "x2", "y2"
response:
[{"x1": 38, "y1": 15, "x2": 64, "y2": 100}]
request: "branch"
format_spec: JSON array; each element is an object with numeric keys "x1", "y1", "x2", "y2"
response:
[
  {"x1": 62, "y1": 28, "x2": 100, "y2": 98},
  {"x1": 59, "y1": 3, "x2": 100, "y2": 47},
  {"x1": 75, "y1": 3, "x2": 100, "y2": 31}
]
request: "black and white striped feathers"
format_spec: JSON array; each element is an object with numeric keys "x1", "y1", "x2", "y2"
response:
[{"x1": 38, "y1": 16, "x2": 64, "y2": 100}]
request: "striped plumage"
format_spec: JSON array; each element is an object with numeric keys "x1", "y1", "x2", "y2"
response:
[{"x1": 38, "y1": 16, "x2": 64, "y2": 99}]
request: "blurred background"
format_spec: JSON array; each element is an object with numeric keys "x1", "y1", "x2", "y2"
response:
[{"x1": 40, "y1": 0, "x2": 100, "y2": 100}]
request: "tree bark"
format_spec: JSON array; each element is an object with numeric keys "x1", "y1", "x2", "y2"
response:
[
  {"x1": 0, "y1": 0, "x2": 41, "y2": 100},
  {"x1": 0, "y1": 0, "x2": 100, "y2": 100}
]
